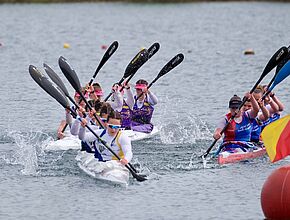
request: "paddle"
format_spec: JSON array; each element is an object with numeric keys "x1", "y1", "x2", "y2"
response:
[
  {"x1": 103, "y1": 48, "x2": 149, "y2": 102},
  {"x1": 58, "y1": 56, "x2": 105, "y2": 129},
  {"x1": 119, "y1": 42, "x2": 160, "y2": 93},
  {"x1": 81, "y1": 41, "x2": 119, "y2": 100},
  {"x1": 135, "y1": 53, "x2": 184, "y2": 101},
  {"x1": 29, "y1": 65, "x2": 147, "y2": 182},
  {"x1": 268, "y1": 60, "x2": 290, "y2": 92},
  {"x1": 262, "y1": 46, "x2": 289, "y2": 94},
  {"x1": 201, "y1": 46, "x2": 289, "y2": 159}
]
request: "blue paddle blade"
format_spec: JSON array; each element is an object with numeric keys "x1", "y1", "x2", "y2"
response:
[{"x1": 269, "y1": 60, "x2": 290, "y2": 91}]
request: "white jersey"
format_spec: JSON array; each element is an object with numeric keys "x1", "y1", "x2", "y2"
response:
[{"x1": 79, "y1": 128, "x2": 133, "y2": 162}]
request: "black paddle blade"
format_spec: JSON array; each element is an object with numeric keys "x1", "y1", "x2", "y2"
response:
[
  {"x1": 44, "y1": 63, "x2": 70, "y2": 97},
  {"x1": 158, "y1": 53, "x2": 184, "y2": 78},
  {"x1": 29, "y1": 65, "x2": 69, "y2": 109},
  {"x1": 261, "y1": 46, "x2": 288, "y2": 78},
  {"x1": 58, "y1": 56, "x2": 82, "y2": 93},
  {"x1": 147, "y1": 42, "x2": 160, "y2": 59},
  {"x1": 124, "y1": 48, "x2": 149, "y2": 79},
  {"x1": 275, "y1": 46, "x2": 290, "y2": 75},
  {"x1": 92, "y1": 41, "x2": 119, "y2": 81}
]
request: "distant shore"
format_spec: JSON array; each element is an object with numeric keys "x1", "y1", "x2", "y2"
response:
[{"x1": 1, "y1": 0, "x2": 290, "y2": 3}]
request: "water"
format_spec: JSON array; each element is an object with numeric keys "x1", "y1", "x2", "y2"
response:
[{"x1": 1, "y1": 2, "x2": 290, "y2": 219}]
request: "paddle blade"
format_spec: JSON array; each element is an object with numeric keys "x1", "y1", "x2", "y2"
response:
[
  {"x1": 124, "y1": 48, "x2": 149, "y2": 79},
  {"x1": 158, "y1": 53, "x2": 184, "y2": 79},
  {"x1": 269, "y1": 60, "x2": 290, "y2": 91},
  {"x1": 44, "y1": 63, "x2": 70, "y2": 97},
  {"x1": 92, "y1": 41, "x2": 119, "y2": 80},
  {"x1": 58, "y1": 56, "x2": 82, "y2": 93},
  {"x1": 261, "y1": 46, "x2": 288, "y2": 78},
  {"x1": 275, "y1": 46, "x2": 290, "y2": 75},
  {"x1": 29, "y1": 65, "x2": 69, "y2": 109},
  {"x1": 147, "y1": 42, "x2": 160, "y2": 60}
]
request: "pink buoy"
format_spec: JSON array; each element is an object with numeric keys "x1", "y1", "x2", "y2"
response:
[{"x1": 261, "y1": 165, "x2": 290, "y2": 219}]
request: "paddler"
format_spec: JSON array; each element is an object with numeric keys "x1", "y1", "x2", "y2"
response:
[
  {"x1": 213, "y1": 92, "x2": 259, "y2": 153},
  {"x1": 125, "y1": 79, "x2": 158, "y2": 133},
  {"x1": 78, "y1": 110, "x2": 132, "y2": 165},
  {"x1": 242, "y1": 86, "x2": 270, "y2": 144},
  {"x1": 57, "y1": 89, "x2": 87, "y2": 139}
]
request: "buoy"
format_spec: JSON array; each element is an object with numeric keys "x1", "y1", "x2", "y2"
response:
[
  {"x1": 63, "y1": 43, "x2": 70, "y2": 49},
  {"x1": 244, "y1": 48, "x2": 255, "y2": 55},
  {"x1": 261, "y1": 165, "x2": 290, "y2": 219},
  {"x1": 101, "y1": 45, "x2": 107, "y2": 50},
  {"x1": 0, "y1": 42, "x2": 2, "y2": 47}
]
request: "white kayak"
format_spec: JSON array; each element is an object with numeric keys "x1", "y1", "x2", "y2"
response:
[
  {"x1": 44, "y1": 126, "x2": 159, "y2": 151},
  {"x1": 75, "y1": 151, "x2": 129, "y2": 186}
]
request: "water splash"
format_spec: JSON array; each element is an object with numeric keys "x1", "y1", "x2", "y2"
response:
[
  {"x1": 2, "y1": 129, "x2": 53, "y2": 175},
  {"x1": 158, "y1": 114, "x2": 212, "y2": 145}
]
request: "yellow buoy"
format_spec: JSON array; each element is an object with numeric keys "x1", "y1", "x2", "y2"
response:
[
  {"x1": 63, "y1": 43, "x2": 70, "y2": 49},
  {"x1": 244, "y1": 48, "x2": 255, "y2": 55}
]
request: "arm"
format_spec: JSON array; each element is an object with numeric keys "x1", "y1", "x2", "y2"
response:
[
  {"x1": 57, "y1": 120, "x2": 67, "y2": 139},
  {"x1": 65, "y1": 109, "x2": 73, "y2": 127},
  {"x1": 257, "y1": 100, "x2": 270, "y2": 121},
  {"x1": 70, "y1": 118, "x2": 80, "y2": 136},
  {"x1": 78, "y1": 119, "x2": 100, "y2": 142},
  {"x1": 147, "y1": 90, "x2": 158, "y2": 106},
  {"x1": 248, "y1": 93, "x2": 259, "y2": 119},
  {"x1": 213, "y1": 116, "x2": 227, "y2": 140},
  {"x1": 125, "y1": 88, "x2": 134, "y2": 109},
  {"x1": 120, "y1": 135, "x2": 133, "y2": 164},
  {"x1": 108, "y1": 91, "x2": 123, "y2": 112},
  {"x1": 267, "y1": 97, "x2": 279, "y2": 115},
  {"x1": 271, "y1": 93, "x2": 284, "y2": 111}
]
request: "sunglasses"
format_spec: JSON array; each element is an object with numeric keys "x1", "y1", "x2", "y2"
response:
[
  {"x1": 101, "y1": 118, "x2": 107, "y2": 123},
  {"x1": 107, "y1": 124, "x2": 121, "y2": 129}
]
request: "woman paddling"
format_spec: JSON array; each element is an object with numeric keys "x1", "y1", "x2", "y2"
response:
[
  {"x1": 242, "y1": 86, "x2": 270, "y2": 144},
  {"x1": 78, "y1": 110, "x2": 132, "y2": 165},
  {"x1": 213, "y1": 93, "x2": 259, "y2": 153},
  {"x1": 126, "y1": 79, "x2": 158, "y2": 133}
]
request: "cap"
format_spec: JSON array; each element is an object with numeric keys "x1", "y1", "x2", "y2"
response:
[
  {"x1": 229, "y1": 95, "x2": 242, "y2": 108},
  {"x1": 135, "y1": 84, "x2": 147, "y2": 89}
]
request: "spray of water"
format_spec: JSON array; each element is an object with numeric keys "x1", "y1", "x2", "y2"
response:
[{"x1": 2, "y1": 129, "x2": 53, "y2": 175}]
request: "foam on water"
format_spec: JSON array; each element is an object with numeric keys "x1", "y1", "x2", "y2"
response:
[{"x1": 1, "y1": 129, "x2": 52, "y2": 175}]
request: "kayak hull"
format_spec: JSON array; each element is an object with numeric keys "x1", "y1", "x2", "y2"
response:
[
  {"x1": 218, "y1": 146, "x2": 266, "y2": 165},
  {"x1": 76, "y1": 151, "x2": 129, "y2": 186}
]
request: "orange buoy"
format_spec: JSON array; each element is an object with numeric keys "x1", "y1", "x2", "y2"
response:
[
  {"x1": 244, "y1": 49, "x2": 255, "y2": 55},
  {"x1": 261, "y1": 165, "x2": 290, "y2": 219},
  {"x1": 101, "y1": 45, "x2": 107, "y2": 50}
]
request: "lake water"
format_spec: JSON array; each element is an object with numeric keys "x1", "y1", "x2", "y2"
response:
[{"x1": 0, "y1": 2, "x2": 290, "y2": 219}]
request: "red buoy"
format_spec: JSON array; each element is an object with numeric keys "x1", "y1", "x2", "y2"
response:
[
  {"x1": 101, "y1": 45, "x2": 107, "y2": 50},
  {"x1": 261, "y1": 165, "x2": 290, "y2": 219}
]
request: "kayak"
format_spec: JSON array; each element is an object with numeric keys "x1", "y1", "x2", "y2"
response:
[
  {"x1": 45, "y1": 126, "x2": 159, "y2": 151},
  {"x1": 217, "y1": 143, "x2": 266, "y2": 165},
  {"x1": 75, "y1": 151, "x2": 129, "y2": 186}
]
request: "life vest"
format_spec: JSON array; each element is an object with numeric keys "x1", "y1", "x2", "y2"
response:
[
  {"x1": 93, "y1": 130, "x2": 124, "y2": 162},
  {"x1": 132, "y1": 95, "x2": 154, "y2": 124},
  {"x1": 120, "y1": 100, "x2": 132, "y2": 129},
  {"x1": 223, "y1": 112, "x2": 252, "y2": 142}
]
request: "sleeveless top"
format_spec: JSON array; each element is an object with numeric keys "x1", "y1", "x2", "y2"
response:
[
  {"x1": 132, "y1": 95, "x2": 154, "y2": 124},
  {"x1": 120, "y1": 100, "x2": 132, "y2": 129},
  {"x1": 223, "y1": 112, "x2": 252, "y2": 142}
]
